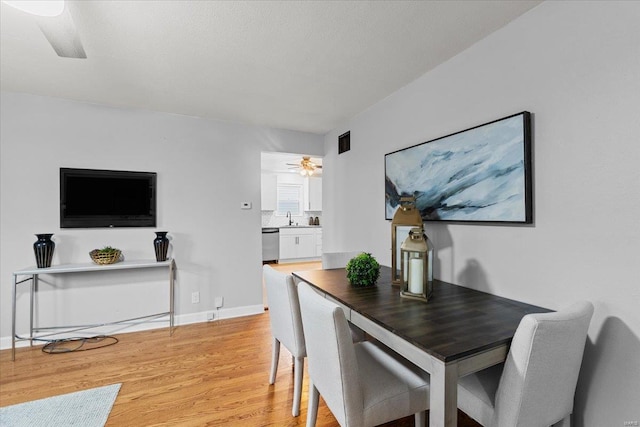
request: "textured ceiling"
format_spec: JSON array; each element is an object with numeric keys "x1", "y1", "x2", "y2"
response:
[{"x1": 1, "y1": 0, "x2": 542, "y2": 134}]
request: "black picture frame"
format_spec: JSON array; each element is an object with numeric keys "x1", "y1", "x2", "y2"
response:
[{"x1": 385, "y1": 111, "x2": 532, "y2": 223}]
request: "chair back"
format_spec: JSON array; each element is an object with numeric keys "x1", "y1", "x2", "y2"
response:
[
  {"x1": 493, "y1": 301, "x2": 594, "y2": 426},
  {"x1": 298, "y1": 282, "x2": 364, "y2": 426},
  {"x1": 322, "y1": 251, "x2": 362, "y2": 269},
  {"x1": 262, "y1": 265, "x2": 305, "y2": 358}
]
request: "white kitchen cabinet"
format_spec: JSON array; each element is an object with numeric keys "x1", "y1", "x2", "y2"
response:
[
  {"x1": 261, "y1": 173, "x2": 277, "y2": 211},
  {"x1": 297, "y1": 233, "x2": 316, "y2": 257},
  {"x1": 315, "y1": 228, "x2": 323, "y2": 257},
  {"x1": 279, "y1": 227, "x2": 321, "y2": 261},
  {"x1": 279, "y1": 234, "x2": 298, "y2": 259},
  {"x1": 304, "y1": 177, "x2": 322, "y2": 211},
  {"x1": 309, "y1": 177, "x2": 322, "y2": 211}
]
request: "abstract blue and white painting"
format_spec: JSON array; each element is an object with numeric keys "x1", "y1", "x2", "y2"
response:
[{"x1": 385, "y1": 112, "x2": 532, "y2": 223}]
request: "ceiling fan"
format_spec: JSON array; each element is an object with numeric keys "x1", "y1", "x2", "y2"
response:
[
  {"x1": 287, "y1": 156, "x2": 322, "y2": 176},
  {"x1": 3, "y1": 0, "x2": 86, "y2": 58}
]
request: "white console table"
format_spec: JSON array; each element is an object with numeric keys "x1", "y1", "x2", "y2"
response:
[{"x1": 11, "y1": 259, "x2": 176, "y2": 361}]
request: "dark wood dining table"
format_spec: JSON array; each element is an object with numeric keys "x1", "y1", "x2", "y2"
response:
[{"x1": 292, "y1": 266, "x2": 550, "y2": 427}]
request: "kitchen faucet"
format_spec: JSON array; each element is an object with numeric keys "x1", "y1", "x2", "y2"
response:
[{"x1": 286, "y1": 211, "x2": 293, "y2": 226}]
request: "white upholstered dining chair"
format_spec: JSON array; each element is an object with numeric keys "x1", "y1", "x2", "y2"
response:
[
  {"x1": 321, "y1": 251, "x2": 366, "y2": 342},
  {"x1": 457, "y1": 301, "x2": 594, "y2": 427},
  {"x1": 262, "y1": 265, "x2": 306, "y2": 417},
  {"x1": 321, "y1": 251, "x2": 362, "y2": 269},
  {"x1": 298, "y1": 281, "x2": 430, "y2": 427}
]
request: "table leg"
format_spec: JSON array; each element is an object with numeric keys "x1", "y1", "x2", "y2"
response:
[
  {"x1": 430, "y1": 360, "x2": 458, "y2": 427},
  {"x1": 169, "y1": 260, "x2": 175, "y2": 334},
  {"x1": 11, "y1": 275, "x2": 17, "y2": 361},
  {"x1": 30, "y1": 274, "x2": 37, "y2": 346}
]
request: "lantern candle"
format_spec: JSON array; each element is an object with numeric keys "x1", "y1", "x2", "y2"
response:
[
  {"x1": 391, "y1": 196, "x2": 422, "y2": 284},
  {"x1": 408, "y1": 258, "x2": 424, "y2": 294},
  {"x1": 400, "y1": 226, "x2": 434, "y2": 302},
  {"x1": 403, "y1": 251, "x2": 409, "y2": 283}
]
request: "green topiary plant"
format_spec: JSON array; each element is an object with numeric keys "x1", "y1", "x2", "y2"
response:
[
  {"x1": 96, "y1": 246, "x2": 120, "y2": 255},
  {"x1": 345, "y1": 252, "x2": 380, "y2": 287}
]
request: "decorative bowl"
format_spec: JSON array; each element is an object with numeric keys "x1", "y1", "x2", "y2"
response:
[{"x1": 89, "y1": 248, "x2": 122, "y2": 265}]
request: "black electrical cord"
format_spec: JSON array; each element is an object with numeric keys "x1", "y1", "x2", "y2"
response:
[{"x1": 41, "y1": 335, "x2": 119, "y2": 354}]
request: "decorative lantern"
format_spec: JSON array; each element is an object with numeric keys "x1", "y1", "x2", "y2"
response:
[
  {"x1": 391, "y1": 196, "x2": 423, "y2": 284},
  {"x1": 399, "y1": 227, "x2": 434, "y2": 301}
]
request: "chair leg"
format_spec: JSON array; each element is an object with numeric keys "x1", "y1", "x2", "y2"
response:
[
  {"x1": 552, "y1": 414, "x2": 572, "y2": 427},
  {"x1": 306, "y1": 380, "x2": 319, "y2": 427},
  {"x1": 414, "y1": 411, "x2": 426, "y2": 427},
  {"x1": 292, "y1": 356, "x2": 304, "y2": 416},
  {"x1": 269, "y1": 337, "x2": 280, "y2": 384},
  {"x1": 349, "y1": 323, "x2": 366, "y2": 342}
]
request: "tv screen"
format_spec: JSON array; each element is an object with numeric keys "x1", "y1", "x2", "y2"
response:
[{"x1": 60, "y1": 168, "x2": 157, "y2": 228}]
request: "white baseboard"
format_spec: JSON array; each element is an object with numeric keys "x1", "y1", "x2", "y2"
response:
[
  {"x1": 278, "y1": 257, "x2": 320, "y2": 264},
  {"x1": 0, "y1": 304, "x2": 265, "y2": 351},
  {"x1": 175, "y1": 304, "x2": 265, "y2": 326}
]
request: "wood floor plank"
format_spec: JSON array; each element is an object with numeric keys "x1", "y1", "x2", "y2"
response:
[{"x1": 1, "y1": 264, "x2": 480, "y2": 426}]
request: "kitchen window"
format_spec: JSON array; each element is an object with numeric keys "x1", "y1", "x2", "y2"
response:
[{"x1": 276, "y1": 184, "x2": 303, "y2": 216}]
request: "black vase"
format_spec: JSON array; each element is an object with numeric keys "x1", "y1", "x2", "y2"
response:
[
  {"x1": 154, "y1": 231, "x2": 169, "y2": 262},
  {"x1": 33, "y1": 234, "x2": 55, "y2": 268}
]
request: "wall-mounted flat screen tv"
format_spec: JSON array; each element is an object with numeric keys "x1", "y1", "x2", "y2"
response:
[
  {"x1": 60, "y1": 168, "x2": 157, "y2": 228},
  {"x1": 385, "y1": 111, "x2": 532, "y2": 223}
]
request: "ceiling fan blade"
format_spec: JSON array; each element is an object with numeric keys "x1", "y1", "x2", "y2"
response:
[{"x1": 36, "y1": 6, "x2": 86, "y2": 58}]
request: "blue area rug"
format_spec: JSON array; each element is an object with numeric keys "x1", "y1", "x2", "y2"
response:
[{"x1": 0, "y1": 383, "x2": 121, "y2": 427}]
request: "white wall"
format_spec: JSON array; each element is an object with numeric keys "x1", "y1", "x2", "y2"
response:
[
  {"x1": 0, "y1": 92, "x2": 323, "y2": 344},
  {"x1": 322, "y1": 2, "x2": 639, "y2": 426}
]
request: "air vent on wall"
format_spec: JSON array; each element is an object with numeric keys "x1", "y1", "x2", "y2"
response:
[{"x1": 338, "y1": 131, "x2": 350, "y2": 154}]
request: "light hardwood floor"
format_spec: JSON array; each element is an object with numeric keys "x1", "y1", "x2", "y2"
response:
[
  {"x1": 268, "y1": 260, "x2": 323, "y2": 273},
  {"x1": 0, "y1": 261, "x2": 479, "y2": 426}
]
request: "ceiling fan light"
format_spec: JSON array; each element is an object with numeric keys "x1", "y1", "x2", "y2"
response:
[{"x1": 3, "y1": 0, "x2": 65, "y2": 17}]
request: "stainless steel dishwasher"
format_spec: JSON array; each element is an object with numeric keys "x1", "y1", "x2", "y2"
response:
[{"x1": 261, "y1": 227, "x2": 280, "y2": 262}]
